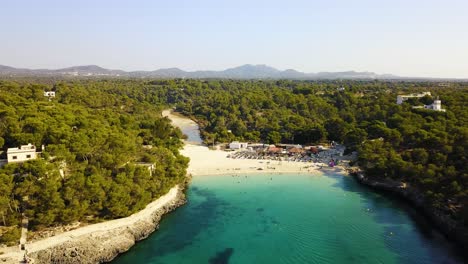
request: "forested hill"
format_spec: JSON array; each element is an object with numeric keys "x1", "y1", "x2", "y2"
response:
[
  {"x1": 0, "y1": 64, "x2": 400, "y2": 79},
  {"x1": 0, "y1": 80, "x2": 188, "y2": 245}
]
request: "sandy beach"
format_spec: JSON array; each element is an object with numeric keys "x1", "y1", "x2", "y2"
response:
[
  {"x1": 180, "y1": 144, "x2": 323, "y2": 176},
  {"x1": 163, "y1": 109, "x2": 346, "y2": 176}
]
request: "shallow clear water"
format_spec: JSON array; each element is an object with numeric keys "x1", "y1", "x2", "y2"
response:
[
  {"x1": 112, "y1": 173, "x2": 464, "y2": 264},
  {"x1": 181, "y1": 121, "x2": 202, "y2": 144}
]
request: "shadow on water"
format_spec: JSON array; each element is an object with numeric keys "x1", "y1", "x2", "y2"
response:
[
  {"x1": 154, "y1": 187, "x2": 230, "y2": 253},
  {"x1": 208, "y1": 248, "x2": 234, "y2": 264},
  {"x1": 331, "y1": 235, "x2": 370, "y2": 263},
  {"x1": 328, "y1": 173, "x2": 466, "y2": 263},
  {"x1": 112, "y1": 186, "x2": 230, "y2": 263}
]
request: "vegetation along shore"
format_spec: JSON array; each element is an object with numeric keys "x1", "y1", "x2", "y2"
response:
[
  {"x1": 163, "y1": 79, "x2": 466, "y2": 252},
  {"x1": 0, "y1": 79, "x2": 467, "y2": 262}
]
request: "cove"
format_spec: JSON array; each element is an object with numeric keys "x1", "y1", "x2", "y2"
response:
[{"x1": 112, "y1": 173, "x2": 464, "y2": 264}]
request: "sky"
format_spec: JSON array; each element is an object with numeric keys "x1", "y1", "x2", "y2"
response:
[{"x1": 1, "y1": 0, "x2": 467, "y2": 78}]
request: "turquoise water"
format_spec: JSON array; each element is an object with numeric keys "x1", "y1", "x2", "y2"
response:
[{"x1": 112, "y1": 173, "x2": 464, "y2": 264}]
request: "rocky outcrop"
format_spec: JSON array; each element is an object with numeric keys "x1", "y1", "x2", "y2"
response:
[
  {"x1": 351, "y1": 171, "x2": 468, "y2": 252},
  {"x1": 28, "y1": 188, "x2": 186, "y2": 264}
]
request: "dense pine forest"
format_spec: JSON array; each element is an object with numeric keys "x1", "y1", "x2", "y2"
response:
[
  {"x1": 0, "y1": 78, "x2": 466, "y2": 245},
  {"x1": 0, "y1": 80, "x2": 189, "y2": 244}
]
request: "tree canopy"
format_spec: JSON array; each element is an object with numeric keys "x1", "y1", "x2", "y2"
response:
[{"x1": 0, "y1": 79, "x2": 188, "y2": 236}]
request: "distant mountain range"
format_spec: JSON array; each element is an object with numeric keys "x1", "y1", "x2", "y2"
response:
[{"x1": 0, "y1": 64, "x2": 459, "y2": 80}]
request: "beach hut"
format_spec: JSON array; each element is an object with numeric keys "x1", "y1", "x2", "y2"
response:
[
  {"x1": 267, "y1": 145, "x2": 282, "y2": 153},
  {"x1": 229, "y1": 141, "x2": 248, "y2": 149},
  {"x1": 288, "y1": 147, "x2": 304, "y2": 154}
]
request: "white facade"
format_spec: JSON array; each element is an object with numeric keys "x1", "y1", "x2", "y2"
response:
[
  {"x1": 412, "y1": 99, "x2": 446, "y2": 112},
  {"x1": 229, "y1": 141, "x2": 248, "y2": 149},
  {"x1": 424, "y1": 100, "x2": 446, "y2": 112},
  {"x1": 7, "y1": 144, "x2": 37, "y2": 163},
  {"x1": 44, "y1": 91, "x2": 56, "y2": 97},
  {"x1": 397, "y1": 92, "x2": 431, "y2": 105}
]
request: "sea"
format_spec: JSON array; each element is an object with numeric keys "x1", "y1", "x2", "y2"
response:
[{"x1": 112, "y1": 173, "x2": 464, "y2": 264}]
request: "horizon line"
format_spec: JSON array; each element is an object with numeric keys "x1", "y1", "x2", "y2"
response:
[{"x1": 1, "y1": 63, "x2": 468, "y2": 80}]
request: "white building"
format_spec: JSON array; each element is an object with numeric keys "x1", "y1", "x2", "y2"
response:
[
  {"x1": 229, "y1": 141, "x2": 248, "y2": 150},
  {"x1": 396, "y1": 92, "x2": 431, "y2": 105},
  {"x1": 7, "y1": 144, "x2": 37, "y2": 163},
  {"x1": 412, "y1": 99, "x2": 446, "y2": 112},
  {"x1": 424, "y1": 99, "x2": 446, "y2": 112},
  {"x1": 44, "y1": 91, "x2": 56, "y2": 98}
]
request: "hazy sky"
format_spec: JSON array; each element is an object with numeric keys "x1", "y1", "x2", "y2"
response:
[{"x1": 1, "y1": 0, "x2": 467, "y2": 78}]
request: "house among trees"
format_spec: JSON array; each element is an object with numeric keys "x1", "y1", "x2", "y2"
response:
[
  {"x1": 412, "y1": 98, "x2": 446, "y2": 112},
  {"x1": 44, "y1": 91, "x2": 56, "y2": 100},
  {"x1": 424, "y1": 98, "x2": 446, "y2": 111},
  {"x1": 7, "y1": 143, "x2": 38, "y2": 163}
]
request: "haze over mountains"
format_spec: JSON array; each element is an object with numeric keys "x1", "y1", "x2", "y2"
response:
[{"x1": 0, "y1": 64, "x2": 458, "y2": 80}]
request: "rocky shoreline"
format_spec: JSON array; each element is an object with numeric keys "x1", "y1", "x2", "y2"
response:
[
  {"x1": 1, "y1": 185, "x2": 186, "y2": 264},
  {"x1": 32, "y1": 188, "x2": 186, "y2": 264},
  {"x1": 350, "y1": 170, "x2": 468, "y2": 253}
]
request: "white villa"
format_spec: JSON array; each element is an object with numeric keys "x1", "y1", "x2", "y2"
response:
[
  {"x1": 396, "y1": 92, "x2": 431, "y2": 105},
  {"x1": 424, "y1": 98, "x2": 445, "y2": 111},
  {"x1": 7, "y1": 144, "x2": 38, "y2": 163},
  {"x1": 44, "y1": 91, "x2": 56, "y2": 98},
  {"x1": 229, "y1": 141, "x2": 248, "y2": 150},
  {"x1": 413, "y1": 98, "x2": 446, "y2": 112}
]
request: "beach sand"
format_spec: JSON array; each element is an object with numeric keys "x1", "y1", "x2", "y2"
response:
[
  {"x1": 162, "y1": 110, "x2": 196, "y2": 132},
  {"x1": 181, "y1": 144, "x2": 323, "y2": 176},
  {"x1": 163, "y1": 109, "x2": 344, "y2": 176}
]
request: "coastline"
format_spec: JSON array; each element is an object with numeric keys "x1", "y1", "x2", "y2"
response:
[
  {"x1": 7, "y1": 108, "x2": 460, "y2": 263},
  {"x1": 350, "y1": 171, "x2": 468, "y2": 253},
  {"x1": 1, "y1": 109, "x2": 343, "y2": 264},
  {"x1": 165, "y1": 109, "x2": 467, "y2": 253},
  {"x1": 0, "y1": 186, "x2": 186, "y2": 264}
]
